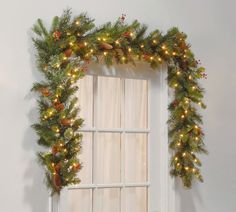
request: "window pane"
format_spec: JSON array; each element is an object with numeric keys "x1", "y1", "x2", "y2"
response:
[
  {"x1": 68, "y1": 189, "x2": 92, "y2": 212},
  {"x1": 97, "y1": 76, "x2": 121, "y2": 128},
  {"x1": 94, "y1": 133, "x2": 121, "y2": 183},
  {"x1": 124, "y1": 187, "x2": 147, "y2": 212},
  {"x1": 78, "y1": 133, "x2": 92, "y2": 184},
  {"x1": 94, "y1": 188, "x2": 120, "y2": 212},
  {"x1": 78, "y1": 75, "x2": 93, "y2": 127},
  {"x1": 125, "y1": 134, "x2": 148, "y2": 182},
  {"x1": 125, "y1": 79, "x2": 148, "y2": 129}
]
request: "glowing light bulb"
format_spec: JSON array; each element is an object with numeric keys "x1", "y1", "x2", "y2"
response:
[
  {"x1": 181, "y1": 115, "x2": 185, "y2": 119},
  {"x1": 152, "y1": 39, "x2": 157, "y2": 44},
  {"x1": 177, "y1": 142, "x2": 181, "y2": 146},
  {"x1": 189, "y1": 75, "x2": 193, "y2": 80},
  {"x1": 128, "y1": 48, "x2": 132, "y2": 52},
  {"x1": 161, "y1": 45, "x2": 166, "y2": 50},
  {"x1": 150, "y1": 56, "x2": 154, "y2": 60},
  {"x1": 174, "y1": 83, "x2": 178, "y2": 88},
  {"x1": 185, "y1": 167, "x2": 189, "y2": 171},
  {"x1": 84, "y1": 42, "x2": 88, "y2": 46},
  {"x1": 172, "y1": 52, "x2": 176, "y2": 56},
  {"x1": 192, "y1": 168, "x2": 196, "y2": 173},
  {"x1": 177, "y1": 71, "x2": 181, "y2": 75},
  {"x1": 97, "y1": 37, "x2": 101, "y2": 41},
  {"x1": 115, "y1": 40, "x2": 119, "y2": 44},
  {"x1": 195, "y1": 137, "x2": 199, "y2": 141},
  {"x1": 165, "y1": 50, "x2": 169, "y2": 55},
  {"x1": 75, "y1": 20, "x2": 80, "y2": 25},
  {"x1": 182, "y1": 152, "x2": 186, "y2": 157},
  {"x1": 180, "y1": 134, "x2": 184, "y2": 138},
  {"x1": 175, "y1": 157, "x2": 178, "y2": 161},
  {"x1": 192, "y1": 86, "x2": 196, "y2": 90},
  {"x1": 194, "y1": 125, "x2": 199, "y2": 129},
  {"x1": 158, "y1": 57, "x2": 162, "y2": 62},
  {"x1": 140, "y1": 44, "x2": 144, "y2": 48},
  {"x1": 103, "y1": 51, "x2": 108, "y2": 56}
]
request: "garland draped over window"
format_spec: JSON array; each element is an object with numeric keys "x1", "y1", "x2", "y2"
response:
[{"x1": 32, "y1": 9, "x2": 207, "y2": 194}]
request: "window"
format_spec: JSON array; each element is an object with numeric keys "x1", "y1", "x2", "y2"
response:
[{"x1": 55, "y1": 64, "x2": 175, "y2": 212}]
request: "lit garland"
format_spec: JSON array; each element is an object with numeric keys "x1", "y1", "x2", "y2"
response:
[{"x1": 32, "y1": 9, "x2": 207, "y2": 194}]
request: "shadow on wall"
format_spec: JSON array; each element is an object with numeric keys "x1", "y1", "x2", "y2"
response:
[
  {"x1": 175, "y1": 179, "x2": 204, "y2": 212},
  {"x1": 22, "y1": 30, "x2": 49, "y2": 212}
]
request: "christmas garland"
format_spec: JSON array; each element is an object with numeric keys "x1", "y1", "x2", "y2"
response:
[{"x1": 32, "y1": 10, "x2": 207, "y2": 194}]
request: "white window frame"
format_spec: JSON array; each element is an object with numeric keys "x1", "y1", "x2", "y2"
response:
[{"x1": 49, "y1": 63, "x2": 176, "y2": 212}]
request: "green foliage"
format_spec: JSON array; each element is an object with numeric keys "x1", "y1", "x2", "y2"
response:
[{"x1": 32, "y1": 9, "x2": 207, "y2": 194}]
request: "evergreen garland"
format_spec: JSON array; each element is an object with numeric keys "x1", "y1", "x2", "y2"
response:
[{"x1": 32, "y1": 9, "x2": 207, "y2": 194}]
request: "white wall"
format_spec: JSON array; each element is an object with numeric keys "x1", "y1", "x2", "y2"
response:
[{"x1": 0, "y1": 0, "x2": 235, "y2": 212}]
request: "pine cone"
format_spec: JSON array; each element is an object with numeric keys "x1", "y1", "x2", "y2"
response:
[{"x1": 100, "y1": 42, "x2": 113, "y2": 50}]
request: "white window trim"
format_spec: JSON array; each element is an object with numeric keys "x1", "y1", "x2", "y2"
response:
[{"x1": 49, "y1": 64, "x2": 176, "y2": 212}]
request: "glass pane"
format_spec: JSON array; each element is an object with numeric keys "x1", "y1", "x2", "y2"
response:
[
  {"x1": 125, "y1": 134, "x2": 148, "y2": 182},
  {"x1": 124, "y1": 187, "x2": 147, "y2": 212},
  {"x1": 125, "y1": 79, "x2": 148, "y2": 129},
  {"x1": 94, "y1": 188, "x2": 120, "y2": 212},
  {"x1": 78, "y1": 133, "x2": 92, "y2": 184},
  {"x1": 94, "y1": 133, "x2": 121, "y2": 183},
  {"x1": 78, "y1": 75, "x2": 93, "y2": 127},
  {"x1": 68, "y1": 189, "x2": 92, "y2": 212},
  {"x1": 97, "y1": 76, "x2": 121, "y2": 128}
]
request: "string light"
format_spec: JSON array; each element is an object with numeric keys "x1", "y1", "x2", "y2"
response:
[
  {"x1": 97, "y1": 37, "x2": 101, "y2": 41},
  {"x1": 75, "y1": 20, "x2": 80, "y2": 25},
  {"x1": 161, "y1": 45, "x2": 166, "y2": 50},
  {"x1": 130, "y1": 32, "x2": 134, "y2": 37},
  {"x1": 185, "y1": 167, "x2": 189, "y2": 171},
  {"x1": 172, "y1": 52, "x2": 177, "y2": 56},
  {"x1": 180, "y1": 134, "x2": 184, "y2": 138},
  {"x1": 121, "y1": 56, "x2": 126, "y2": 61},
  {"x1": 175, "y1": 157, "x2": 178, "y2": 161},
  {"x1": 69, "y1": 42, "x2": 74, "y2": 46},
  {"x1": 182, "y1": 152, "x2": 186, "y2": 157},
  {"x1": 165, "y1": 50, "x2": 169, "y2": 55},
  {"x1": 150, "y1": 56, "x2": 154, "y2": 61},
  {"x1": 194, "y1": 125, "x2": 199, "y2": 129},
  {"x1": 77, "y1": 33, "x2": 80, "y2": 37},
  {"x1": 192, "y1": 86, "x2": 196, "y2": 90},
  {"x1": 184, "y1": 110, "x2": 188, "y2": 114},
  {"x1": 177, "y1": 71, "x2": 181, "y2": 75},
  {"x1": 84, "y1": 42, "x2": 88, "y2": 46},
  {"x1": 177, "y1": 163, "x2": 181, "y2": 167},
  {"x1": 195, "y1": 136, "x2": 199, "y2": 141},
  {"x1": 102, "y1": 38, "x2": 107, "y2": 41},
  {"x1": 177, "y1": 142, "x2": 181, "y2": 146},
  {"x1": 194, "y1": 159, "x2": 198, "y2": 163},
  {"x1": 198, "y1": 102, "x2": 202, "y2": 106},
  {"x1": 103, "y1": 51, "x2": 108, "y2": 56},
  {"x1": 90, "y1": 49, "x2": 94, "y2": 53},
  {"x1": 189, "y1": 75, "x2": 193, "y2": 80},
  {"x1": 174, "y1": 83, "x2": 178, "y2": 88},
  {"x1": 158, "y1": 57, "x2": 162, "y2": 62},
  {"x1": 181, "y1": 114, "x2": 185, "y2": 119},
  {"x1": 192, "y1": 168, "x2": 196, "y2": 173},
  {"x1": 140, "y1": 44, "x2": 144, "y2": 48},
  {"x1": 128, "y1": 47, "x2": 132, "y2": 52},
  {"x1": 115, "y1": 40, "x2": 119, "y2": 44},
  {"x1": 152, "y1": 39, "x2": 157, "y2": 44}
]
